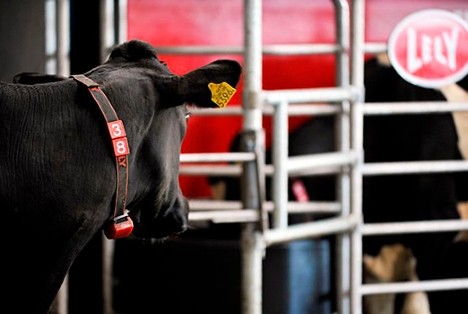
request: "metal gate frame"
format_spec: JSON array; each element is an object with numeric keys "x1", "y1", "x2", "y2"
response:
[
  {"x1": 178, "y1": 0, "x2": 359, "y2": 312},
  {"x1": 178, "y1": 1, "x2": 468, "y2": 314}
]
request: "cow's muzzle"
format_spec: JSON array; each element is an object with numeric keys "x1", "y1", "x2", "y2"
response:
[{"x1": 130, "y1": 198, "x2": 189, "y2": 239}]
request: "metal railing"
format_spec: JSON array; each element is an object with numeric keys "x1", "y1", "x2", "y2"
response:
[{"x1": 177, "y1": 1, "x2": 468, "y2": 314}]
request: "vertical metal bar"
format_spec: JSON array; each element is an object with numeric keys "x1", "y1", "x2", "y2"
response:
[
  {"x1": 349, "y1": 95, "x2": 364, "y2": 314},
  {"x1": 333, "y1": 1, "x2": 351, "y2": 313},
  {"x1": 102, "y1": 235, "x2": 114, "y2": 314},
  {"x1": 242, "y1": 0, "x2": 264, "y2": 313},
  {"x1": 350, "y1": 103, "x2": 364, "y2": 314},
  {"x1": 272, "y1": 99, "x2": 289, "y2": 229},
  {"x1": 241, "y1": 131, "x2": 262, "y2": 213},
  {"x1": 117, "y1": 0, "x2": 127, "y2": 43},
  {"x1": 351, "y1": 0, "x2": 365, "y2": 87},
  {"x1": 255, "y1": 136, "x2": 269, "y2": 232},
  {"x1": 99, "y1": 0, "x2": 106, "y2": 62},
  {"x1": 99, "y1": 0, "x2": 114, "y2": 62},
  {"x1": 350, "y1": 1, "x2": 366, "y2": 314},
  {"x1": 56, "y1": 0, "x2": 69, "y2": 76},
  {"x1": 53, "y1": 276, "x2": 68, "y2": 314},
  {"x1": 241, "y1": 224, "x2": 265, "y2": 314},
  {"x1": 52, "y1": 2, "x2": 70, "y2": 313},
  {"x1": 99, "y1": 2, "x2": 117, "y2": 313},
  {"x1": 334, "y1": 0, "x2": 350, "y2": 87}
]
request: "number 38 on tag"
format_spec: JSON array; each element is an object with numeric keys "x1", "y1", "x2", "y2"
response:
[{"x1": 107, "y1": 120, "x2": 130, "y2": 156}]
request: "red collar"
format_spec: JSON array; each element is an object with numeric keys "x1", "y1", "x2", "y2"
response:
[{"x1": 72, "y1": 74, "x2": 133, "y2": 239}]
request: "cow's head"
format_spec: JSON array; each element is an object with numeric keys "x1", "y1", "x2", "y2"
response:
[{"x1": 90, "y1": 40, "x2": 241, "y2": 239}]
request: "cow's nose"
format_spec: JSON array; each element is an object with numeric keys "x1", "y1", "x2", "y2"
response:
[
  {"x1": 162, "y1": 198, "x2": 189, "y2": 235},
  {"x1": 163, "y1": 207, "x2": 188, "y2": 234}
]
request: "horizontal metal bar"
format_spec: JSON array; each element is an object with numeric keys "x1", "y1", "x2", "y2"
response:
[
  {"x1": 153, "y1": 44, "x2": 339, "y2": 56},
  {"x1": 263, "y1": 86, "x2": 359, "y2": 104},
  {"x1": 189, "y1": 200, "x2": 341, "y2": 214},
  {"x1": 270, "y1": 201, "x2": 341, "y2": 214},
  {"x1": 180, "y1": 163, "x2": 343, "y2": 177},
  {"x1": 188, "y1": 101, "x2": 468, "y2": 117},
  {"x1": 191, "y1": 104, "x2": 341, "y2": 117},
  {"x1": 287, "y1": 151, "x2": 357, "y2": 175},
  {"x1": 262, "y1": 44, "x2": 339, "y2": 55},
  {"x1": 262, "y1": 103, "x2": 341, "y2": 116},
  {"x1": 364, "y1": 42, "x2": 387, "y2": 54},
  {"x1": 364, "y1": 101, "x2": 468, "y2": 115},
  {"x1": 189, "y1": 206, "x2": 347, "y2": 225},
  {"x1": 180, "y1": 164, "x2": 241, "y2": 176},
  {"x1": 180, "y1": 152, "x2": 256, "y2": 163},
  {"x1": 362, "y1": 219, "x2": 468, "y2": 236},
  {"x1": 181, "y1": 157, "x2": 468, "y2": 178},
  {"x1": 362, "y1": 160, "x2": 468, "y2": 176},
  {"x1": 264, "y1": 215, "x2": 358, "y2": 246},
  {"x1": 190, "y1": 106, "x2": 243, "y2": 116},
  {"x1": 189, "y1": 210, "x2": 258, "y2": 223},
  {"x1": 289, "y1": 165, "x2": 344, "y2": 176},
  {"x1": 189, "y1": 200, "x2": 242, "y2": 211},
  {"x1": 155, "y1": 45, "x2": 242, "y2": 55},
  {"x1": 361, "y1": 278, "x2": 468, "y2": 295}
]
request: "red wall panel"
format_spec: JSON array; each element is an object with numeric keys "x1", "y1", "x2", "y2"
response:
[{"x1": 128, "y1": 0, "x2": 468, "y2": 198}]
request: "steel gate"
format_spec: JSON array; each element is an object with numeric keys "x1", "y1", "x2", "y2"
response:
[{"x1": 178, "y1": 1, "x2": 468, "y2": 313}]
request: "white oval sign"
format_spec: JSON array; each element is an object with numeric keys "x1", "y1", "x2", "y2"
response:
[{"x1": 388, "y1": 9, "x2": 468, "y2": 88}]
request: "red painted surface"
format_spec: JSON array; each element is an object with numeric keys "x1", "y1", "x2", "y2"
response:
[{"x1": 127, "y1": 0, "x2": 468, "y2": 198}]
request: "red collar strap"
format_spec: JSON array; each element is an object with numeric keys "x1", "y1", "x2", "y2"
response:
[{"x1": 72, "y1": 74, "x2": 133, "y2": 239}]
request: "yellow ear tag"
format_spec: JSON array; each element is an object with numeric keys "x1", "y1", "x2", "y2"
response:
[{"x1": 208, "y1": 82, "x2": 237, "y2": 108}]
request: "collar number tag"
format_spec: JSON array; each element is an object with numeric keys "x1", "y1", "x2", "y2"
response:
[
  {"x1": 108, "y1": 120, "x2": 126, "y2": 139},
  {"x1": 112, "y1": 138, "x2": 130, "y2": 157},
  {"x1": 107, "y1": 120, "x2": 130, "y2": 156}
]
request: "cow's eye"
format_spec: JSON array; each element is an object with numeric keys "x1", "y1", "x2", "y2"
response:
[{"x1": 160, "y1": 60, "x2": 169, "y2": 69}]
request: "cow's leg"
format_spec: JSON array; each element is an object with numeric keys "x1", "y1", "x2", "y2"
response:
[
  {"x1": 400, "y1": 291, "x2": 431, "y2": 314},
  {"x1": 455, "y1": 202, "x2": 468, "y2": 242},
  {"x1": 440, "y1": 83, "x2": 468, "y2": 158},
  {"x1": 399, "y1": 254, "x2": 431, "y2": 314},
  {"x1": 363, "y1": 244, "x2": 430, "y2": 314},
  {"x1": 363, "y1": 245, "x2": 403, "y2": 314},
  {"x1": 362, "y1": 269, "x2": 395, "y2": 314}
]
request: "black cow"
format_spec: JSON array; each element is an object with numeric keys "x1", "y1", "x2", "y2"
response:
[
  {"x1": 210, "y1": 57, "x2": 468, "y2": 314},
  {"x1": 361, "y1": 60, "x2": 468, "y2": 314},
  {"x1": 0, "y1": 39, "x2": 241, "y2": 313}
]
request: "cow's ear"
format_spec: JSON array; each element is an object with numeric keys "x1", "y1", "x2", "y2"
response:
[{"x1": 175, "y1": 60, "x2": 242, "y2": 108}]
